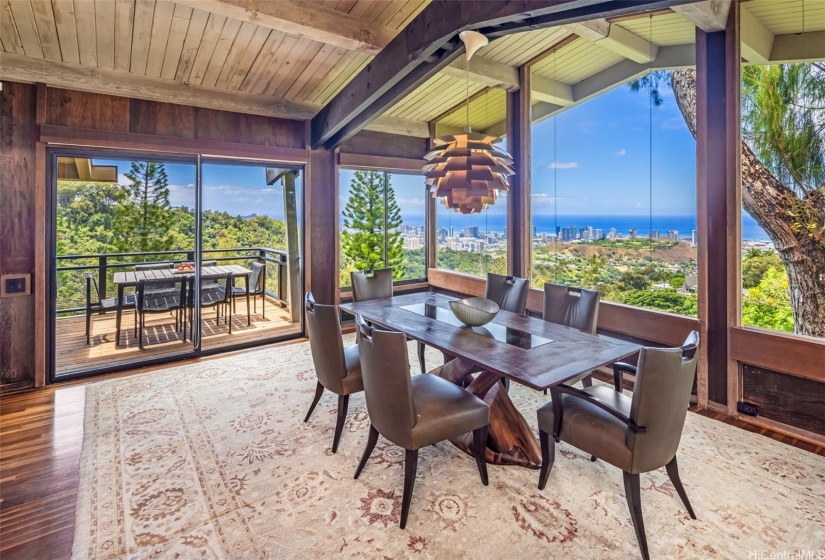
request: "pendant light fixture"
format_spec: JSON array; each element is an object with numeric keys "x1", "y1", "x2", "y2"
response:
[{"x1": 424, "y1": 30, "x2": 514, "y2": 215}]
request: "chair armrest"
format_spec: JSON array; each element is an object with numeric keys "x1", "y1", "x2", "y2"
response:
[
  {"x1": 612, "y1": 362, "x2": 637, "y2": 392},
  {"x1": 549, "y1": 385, "x2": 646, "y2": 442}
]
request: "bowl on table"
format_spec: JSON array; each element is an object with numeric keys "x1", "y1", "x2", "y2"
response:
[{"x1": 448, "y1": 297, "x2": 500, "y2": 327}]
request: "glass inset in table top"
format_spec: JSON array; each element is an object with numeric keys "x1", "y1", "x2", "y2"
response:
[{"x1": 400, "y1": 302, "x2": 554, "y2": 350}]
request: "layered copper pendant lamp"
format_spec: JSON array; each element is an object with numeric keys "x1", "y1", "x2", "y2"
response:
[{"x1": 424, "y1": 31, "x2": 514, "y2": 215}]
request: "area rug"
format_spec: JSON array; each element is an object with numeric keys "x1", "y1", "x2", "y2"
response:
[{"x1": 72, "y1": 337, "x2": 825, "y2": 559}]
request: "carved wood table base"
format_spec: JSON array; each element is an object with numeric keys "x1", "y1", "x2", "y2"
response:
[{"x1": 431, "y1": 357, "x2": 542, "y2": 469}]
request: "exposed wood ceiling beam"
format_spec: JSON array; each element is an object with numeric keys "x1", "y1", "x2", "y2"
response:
[
  {"x1": 671, "y1": 0, "x2": 731, "y2": 32},
  {"x1": 171, "y1": 0, "x2": 395, "y2": 55},
  {"x1": 739, "y1": 5, "x2": 774, "y2": 64},
  {"x1": 0, "y1": 53, "x2": 430, "y2": 137},
  {"x1": 441, "y1": 56, "x2": 519, "y2": 91},
  {"x1": 311, "y1": 0, "x2": 694, "y2": 149},
  {"x1": 769, "y1": 30, "x2": 825, "y2": 64},
  {"x1": 530, "y1": 74, "x2": 574, "y2": 105},
  {"x1": 564, "y1": 19, "x2": 658, "y2": 63},
  {"x1": 482, "y1": 44, "x2": 695, "y2": 137}
]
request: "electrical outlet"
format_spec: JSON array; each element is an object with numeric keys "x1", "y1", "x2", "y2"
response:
[
  {"x1": 737, "y1": 401, "x2": 759, "y2": 417},
  {"x1": 0, "y1": 274, "x2": 30, "y2": 297}
]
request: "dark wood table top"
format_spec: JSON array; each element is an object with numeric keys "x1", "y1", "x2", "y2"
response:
[
  {"x1": 340, "y1": 292, "x2": 641, "y2": 391},
  {"x1": 113, "y1": 265, "x2": 251, "y2": 286}
]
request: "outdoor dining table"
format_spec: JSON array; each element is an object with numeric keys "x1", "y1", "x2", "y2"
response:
[
  {"x1": 340, "y1": 292, "x2": 641, "y2": 469},
  {"x1": 112, "y1": 264, "x2": 253, "y2": 347}
]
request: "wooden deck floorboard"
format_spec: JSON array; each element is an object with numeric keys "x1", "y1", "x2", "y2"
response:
[{"x1": 55, "y1": 296, "x2": 299, "y2": 376}]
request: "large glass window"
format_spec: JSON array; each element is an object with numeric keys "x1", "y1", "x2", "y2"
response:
[
  {"x1": 529, "y1": 15, "x2": 698, "y2": 317},
  {"x1": 339, "y1": 168, "x2": 427, "y2": 288},
  {"x1": 739, "y1": 0, "x2": 824, "y2": 338},
  {"x1": 52, "y1": 152, "x2": 304, "y2": 380}
]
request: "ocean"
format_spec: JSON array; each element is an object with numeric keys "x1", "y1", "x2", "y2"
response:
[{"x1": 399, "y1": 213, "x2": 771, "y2": 242}]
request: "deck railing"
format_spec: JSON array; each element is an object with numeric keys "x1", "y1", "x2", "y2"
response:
[{"x1": 55, "y1": 247, "x2": 290, "y2": 315}]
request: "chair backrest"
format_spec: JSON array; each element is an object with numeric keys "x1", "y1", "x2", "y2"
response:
[
  {"x1": 542, "y1": 283, "x2": 600, "y2": 333},
  {"x1": 249, "y1": 262, "x2": 265, "y2": 292},
  {"x1": 485, "y1": 273, "x2": 529, "y2": 314},
  {"x1": 305, "y1": 292, "x2": 347, "y2": 394},
  {"x1": 351, "y1": 268, "x2": 393, "y2": 302},
  {"x1": 136, "y1": 277, "x2": 185, "y2": 311},
  {"x1": 135, "y1": 263, "x2": 173, "y2": 271},
  {"x1": 202, "y1": 260, "x2": 217, "y2": 267},
  {"x1": 355, "y1": 314, "x2": 417, "y2": 449},
  {"x1": 627, "y1": 332, "x2": 700, "y2": 473}
]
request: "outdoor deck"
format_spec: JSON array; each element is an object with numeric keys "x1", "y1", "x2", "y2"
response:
[{"x1": 55, "y1": 295, "x2": 299, "y2": 376}]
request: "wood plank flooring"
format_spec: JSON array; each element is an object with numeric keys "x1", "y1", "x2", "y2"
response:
[
  {"x1": 1, "y1": 367, "x2": 822, "y2": 560},
  {"x1": 56, "y1": 295, "x2": 298, "y2": 376}
]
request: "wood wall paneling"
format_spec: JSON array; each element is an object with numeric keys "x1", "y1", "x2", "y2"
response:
[
  {"x1": 339, "y1": 130, "x2": 429, "y2": 159},
  {"x1": 742, "y1": 364, "x2": 825, "y2": 438},
  {"x1": 731, "y1": 327, "x2": 825, "y2": 383},
  {"x1": 0, "y1": 81, "x2": 36, "y2": 388}
]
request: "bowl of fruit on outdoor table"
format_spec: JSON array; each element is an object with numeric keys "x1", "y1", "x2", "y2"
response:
[
  {"x1": 175, "y1": 263, "x2": 195, "y2": 273},
  {"x1": 449, "y1": 297, "x2": 500, "y2": 327}
]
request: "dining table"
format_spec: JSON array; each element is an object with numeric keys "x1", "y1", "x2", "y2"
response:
[
  {"x1": 340, "y1": 292, "x2": 641, "y2": 469},
  {"x1": 112, "y1": 264, "x2": 252, "y2": 347}
]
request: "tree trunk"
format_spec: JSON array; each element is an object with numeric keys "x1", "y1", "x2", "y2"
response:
[{"x1": 671, "y1": 69, "x2": 825, "y2": 337}]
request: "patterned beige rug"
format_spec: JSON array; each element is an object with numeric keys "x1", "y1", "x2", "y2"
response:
[{"x1": 72, "y1": 337, "x2": 825, "y2": 559}]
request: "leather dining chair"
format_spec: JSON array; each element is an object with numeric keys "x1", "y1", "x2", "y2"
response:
[
  {"x1": 485, "y1": 273, "x2": 529, "y2": 315},
  {"x1": 353, "y1": 315, "x2": 491, "y2": 529},
  {"x1": 543, "y1": 283, "x2": 600, "y2": 390},
  {"x1": 612, "y1": 331, "x2": 700, "y2": 392},
  {"x1": 350, "y1": 268, "x2": 428, "y2": 375},
  {"x1": 536, "y1": 334, "x2": 699, "y2": 560},
  {"x1": 304, "y1": 292, "x2": 364, "y2": 453}
]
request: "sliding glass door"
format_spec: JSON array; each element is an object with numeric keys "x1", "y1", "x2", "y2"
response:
[
  {"x1": 199, "y1": 160, "x2": 303, "y2": 352},
  {"x1": 50, "y1": 151, "x2": 304, "y2": 381}
]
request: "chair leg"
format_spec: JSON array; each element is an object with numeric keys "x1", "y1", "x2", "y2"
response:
[
  {"x1": 332, "y1": 394, "x2": 349, "y2": 453},
  {"x1": 354, "y1": 424, "x2": 379, "y2": 479},
  {"x1": 501, "y1": 377, "x2": 510, "y2": 392},
  {"x1": 134, "y1": 309, "x2": 138, "y2": 337},
  {"x1": 590, "y1": 455, "x2": 597, "y2": 462},
  {"x1": 227, "y1": 303, "x2": 232, "y2": 334},
  {"x1": 304, "y1": 382, "x2": 324, "y2": 422},
  {"x1": 261, "y1": 293, "x2": 265, "y2": 319},
  {"x1": 665, "y1": 456, "x2": 696, "y2": 519},
  {"x1": 538, "y1": 429, "x2": 556, "y2": 490},
  {"x1": 472, "y1": 425, "x2": 489, "y2": 486},
  {"x1": 581, "y1": 376, "x2": 593, "y2": 388},
  {"x1": 623, "y1": 471, "x2": 650, "y2": 560},
  {"x1": 139, "y1": 312, "x2": 144, "y2": 350},
  {"x1": 400, "y1": 449, "x2": 419, "y2": 529},
  {"x1": 85, "y1": 310, "x2": 92, "y2": 345},
  {"x1": 543, "y1": 389, "x2": 548, "y2": 395},
  {"x1": 417, "y1": 342, "x2": 426, "y2": 373}
]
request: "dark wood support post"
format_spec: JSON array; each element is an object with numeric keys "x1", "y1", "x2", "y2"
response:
[
  {"x1": 426, "y1": 122, "x2": 438, "y2": 277},
  {"x1": 695, "y1": 3, "x2": 741, "y2": 411},
  {"x1": 505, "y1": 66, "x2": 531, "y2": 280},
  {"x1": 306, "y1": 146, "x2": 339, "y2": 306}
]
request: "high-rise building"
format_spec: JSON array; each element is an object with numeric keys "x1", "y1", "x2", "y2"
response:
[
  {"x1": 449, "y1": 226, "x2": 454, "y2": 238},
  {"x1": 533, "y1": 225, "x2": 537, "y2": 239},
  {"x1": 628, "y1": 228, "x2": 638, "y2": 239},
  {"x1": 594, "y1": 228, "x2": 603, "y2": 240},
  {"x1": 650, "y1": 230, "x2": 660, "y2": 239},
  {"x1": 466, "y1": 226, "x2": 479, "y2": 238},
  {"x1": 667, "y1": 230, "x2": 680, "y2": 241},
  {"x1": 691, "y1": 229, "x2": 697, "y2": 247},
  {"x1": 608, "y1": 228, "x2": 617, "y2": 239}
]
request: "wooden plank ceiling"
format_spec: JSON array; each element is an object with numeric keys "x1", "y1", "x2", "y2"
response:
[{"x1": 0, "y1": 0, "x2": 820, "y2": 140}]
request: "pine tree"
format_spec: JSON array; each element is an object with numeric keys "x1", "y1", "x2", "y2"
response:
[
  {"x1": 341, "y1": 170, "x2": 405, "y2": 280},
  {"x1": 115, "y1": 162, "x2": 175, "y2": 255}
]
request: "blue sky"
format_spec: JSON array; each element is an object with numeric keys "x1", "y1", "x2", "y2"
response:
[
  {"x1": 531, "y1": 81, "x2": 697, "y2": 217},
  {"x1": 91, "y1": 159, "x2": 297, "y2": 220}
]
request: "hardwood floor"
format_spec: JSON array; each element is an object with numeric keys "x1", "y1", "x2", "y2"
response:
[
  {"x1": 1, "y1": 366, "x2": 823, "y2": 560},
  {"x1": 56, "y1": 295, "x2": 298, "y2": 376}
]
